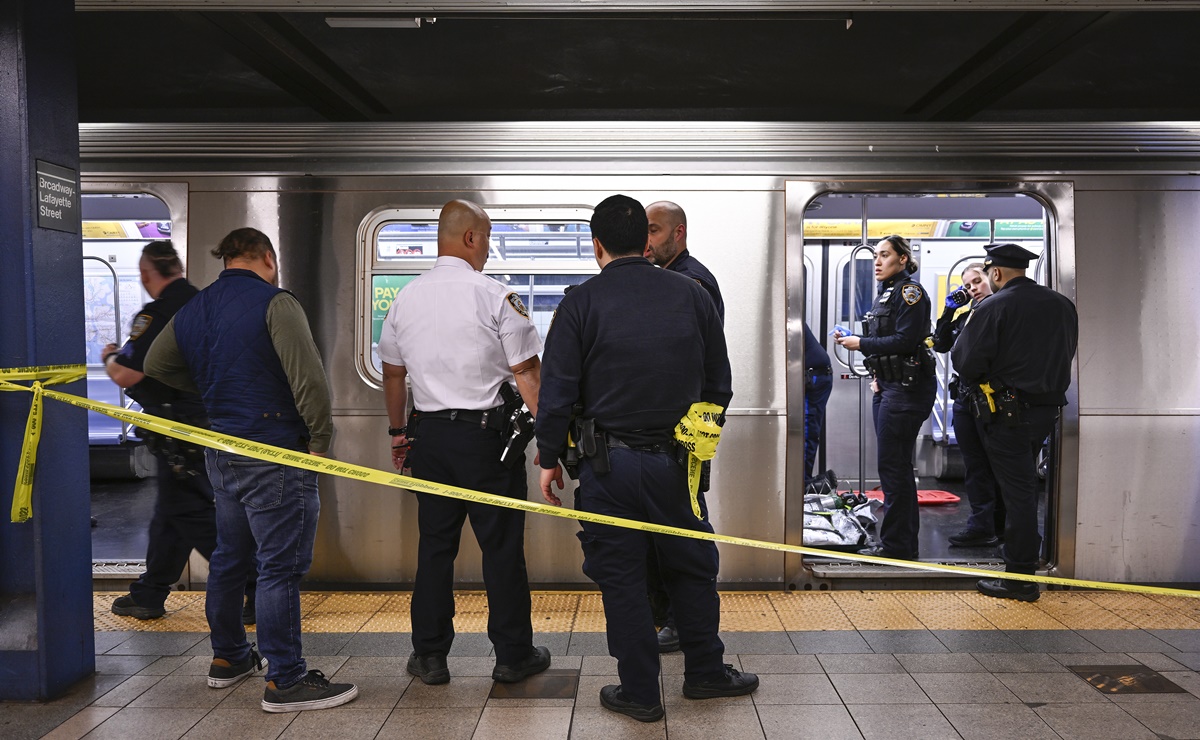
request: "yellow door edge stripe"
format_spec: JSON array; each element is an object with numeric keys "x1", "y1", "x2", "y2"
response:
[{"x1": 6, "y1": 364, "x2": 1200, "y2": 600}]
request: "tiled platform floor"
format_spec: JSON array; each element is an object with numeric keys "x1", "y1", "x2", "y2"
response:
[{"x1": 4, "y1": 590, "x2": 1200, "y2": 739}]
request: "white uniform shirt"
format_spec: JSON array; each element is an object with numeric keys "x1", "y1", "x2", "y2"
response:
[{"x1": 378, "y1": 256, "x2": 542, "y2": 411}]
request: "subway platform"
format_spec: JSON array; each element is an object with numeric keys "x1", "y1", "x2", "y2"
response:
[{"x1": 4, "y1": 589, "x2": 1200, "y2": 739}]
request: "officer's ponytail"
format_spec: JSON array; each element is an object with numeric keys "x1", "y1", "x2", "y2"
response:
[{"x1": 880, "y1": 235, "x2": 918, "y2": 274}]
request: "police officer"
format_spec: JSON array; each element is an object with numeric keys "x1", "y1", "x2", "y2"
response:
[
  {"x1": 642, "y1": 200, "x2": 724, "y2": 653},
  {"x1": 803, "y1": 321, "x2": 833, "y2": 484},
  {"x1": 101, "y1": 240, "x2": 254, "y2": 623},
  {"x1": 933, "y1": 263, "x2": 1004, "y2": 549},
  {"x1": 537, "y1": 195, "x2": 757, "y2": 723},
  {"x1": 836, "y1": 235, "x2": 935, "y2": 560},
  {"x1": 952, "y1": 243, "x2": 1078, "y2": 602},
  {"x1": 378, "y1": 200, "x2": 550, "y2": 686}
]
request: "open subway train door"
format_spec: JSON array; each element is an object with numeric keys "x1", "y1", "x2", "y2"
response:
[{"x1": 784, "y1": 181, "x2": 1078, "y2": 587}]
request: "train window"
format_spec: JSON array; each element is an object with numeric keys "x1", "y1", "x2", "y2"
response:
[
  {"x1": 358, "y1": 207, "x2": 597, "y2": 385},
  {"x1": 80, "y1": 192, "x2": 172, "y2": 444}
]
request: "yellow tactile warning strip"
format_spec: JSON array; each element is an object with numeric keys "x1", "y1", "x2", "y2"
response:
[{"x1": 94, "y1": 589, "x2": 1200, "y2": 633}]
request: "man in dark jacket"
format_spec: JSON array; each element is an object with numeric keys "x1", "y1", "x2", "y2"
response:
[
  {"x1": 145, "y1": 228, "x2": 356, "y2": 712},
  {"x1": 952, "y1": 243, "x2": 1078, "y2": 602},
  {"x1": 536, "y1": 195, "x2": 757, "y2": 723}
]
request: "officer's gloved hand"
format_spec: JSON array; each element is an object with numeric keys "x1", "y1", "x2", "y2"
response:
[
  {"x1": 945, "y1": 290, "x2": 969, "y2": 310},
  {"x1": 830, "y1": 324, "x2": 853, "y2": 339}
]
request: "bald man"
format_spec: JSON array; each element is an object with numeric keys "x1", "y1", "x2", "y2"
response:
[
  {"x1": 378, "y1": 199, "x2": 551, "y2": 686},
  {"x1": 642, "y1": 201, "x2": 725, "y2": 653}
]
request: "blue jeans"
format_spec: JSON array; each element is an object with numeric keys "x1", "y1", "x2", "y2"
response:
[
  {"x1": 205, "y1": 449, "x2": 319, "y2": 687},
  {"x1": 804, "y1": 372, "x2": 833, "y2": 480}
]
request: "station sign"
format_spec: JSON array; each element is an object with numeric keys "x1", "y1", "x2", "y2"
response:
[{"x1": 35, "y1": 160, "x2": 80, "y2": 233}]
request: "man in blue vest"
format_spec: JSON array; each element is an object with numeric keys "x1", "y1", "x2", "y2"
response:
[{"x1": 145, "y1": 228, "x2": 357, "y2": 712}]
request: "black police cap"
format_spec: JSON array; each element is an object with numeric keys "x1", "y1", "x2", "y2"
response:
[{"x1": 982, "y1": 243, "x2": 1039, "y2": 269}]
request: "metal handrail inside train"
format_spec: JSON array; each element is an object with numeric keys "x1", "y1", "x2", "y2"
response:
[{"x1": 82, "y1": 255, "x2": 131, "y2": 442}]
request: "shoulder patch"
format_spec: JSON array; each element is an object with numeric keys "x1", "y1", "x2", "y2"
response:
[
  {"x1": 129, "y1": 313, "x2": 153, "y2": 340},
  {"x1": 505, "y1": 292, "x2": 530, "y2": 319},
  {"x1": 901, "y1": 284, "x2": 923, "y2": 306}
]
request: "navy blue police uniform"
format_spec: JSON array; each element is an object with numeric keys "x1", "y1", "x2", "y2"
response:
[
  {"x1": 803, "y1": 322, "x2": 833, "y2": 482},
  {"x1": 666, "y1": 248, "x2": 725, "y2": 322},
  {"x1": 933, "y1": 297, "x2": 1005, "y2": 544},
  {"x1": 648, "y1": 247, "x2": 724, "y2": 641},
  {"x1": 858, "y1": 273, "x2": 935, "y2": 559},
  {"x1": 536, "y1": 255, "x2": 733, "y2": 708},
  {"x1": 951, "y1": 244, "x2": 1078, "y2": 588},
  {"x1": 110, "y1": 278, "x2": 226, "y2": 611}
]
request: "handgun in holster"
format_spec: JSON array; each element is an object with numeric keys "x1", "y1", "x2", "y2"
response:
[
  {"x1": 498, "y1": 383, "x2": 534, "y2": 468},
  {"x1": 571, "y1": 416, "x2": 610, "y2": 476},
  {"x1": 971, "y1": 383, "x2": 996, "y2": 423}
]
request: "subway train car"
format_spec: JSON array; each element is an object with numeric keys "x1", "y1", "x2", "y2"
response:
[{"x1": 77, "y1": 122, "x2": 1200, "y2": 590}]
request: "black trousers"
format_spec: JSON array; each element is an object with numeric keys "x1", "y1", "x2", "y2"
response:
[
  {"x1": 576, "y1": 448, "x2": 725, "y2": 707},
  {"x1": 128, "y1": 454, "x2": 218, "y2": 608},
  {"x1": 980, "y1": 405, "x2": 1059, "y2": 575},
  {"x1": 872, "y1": 386, "x2": 933, "y2": 558},
  {"x1": 409, "y1": 418, "x2": 534, "y2": 664},
  {"x1": 952, "y1": 398, "x2": 1005, "y2": 536}
]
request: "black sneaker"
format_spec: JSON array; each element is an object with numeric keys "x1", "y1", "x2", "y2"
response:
[
  {"x1": 657, "y1": 625, "x2": 680, "y2": 654},
  {"x1": 208, "y1": 646, "x2": 266, "y2": 688},
  {"x1": 682, "y1": 665, "x2": 760, "y2": 699},
  {"x1": 262, "y1": 669, "x2": 358, "y2": 713},
  {"x1": 492, "y1": 646, "x2": 551, "y2": 683},
  {"x1": 948, "y1": 530, "x2": 1001, "y2": 548},
  {"x1": 407, "y1": 653, "x2": 450, "y2": 685},
  {"x1": 110, "y1": 595, "x2": 165, "y2": 620},
  {"x1": 977, "y1": 578, "x2": 1040, "y2": 603},
  {"x1": 599, "y1": 685, "x2": 664, "y2": 722}
]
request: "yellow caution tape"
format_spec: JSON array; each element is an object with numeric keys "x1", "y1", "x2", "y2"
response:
[
  {"x1": 4, "y1": 364, "x2": 1200, "y2": 600},
  {"x1": 0, "y1": 364, "x2": 88, "y2": 522},
  {"x1": 674, "y1": 402, "x2": 724, "y2": 520}
]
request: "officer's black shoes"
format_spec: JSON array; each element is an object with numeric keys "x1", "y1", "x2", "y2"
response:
[
  {"x1": 492, "y1": 645, "x2": 551, "y2": 683},
  {"x1": 599, "y1": 685, "x2": 664, "y2": 722},
  {"x1": 261, "y1": 669, "x2": 358, "y2": 713},
  {"x1": 242, "y1": 597, "x2": 256, "y2": 626},
  {"x1": 949, "y1": 530, "x2": 1001, "y2": 548},
  {"x1": 977, "y1": 578, "x2": 1040, "y2": 603},
  {"x1": 111, "y1": 595, "x2": 166, "y2": 620},
  {"x1": 208, "y1": 646, "x2": 266, "y2": 688},
  {"x1": 407, "y1": 653, "x2": 450, "y2": 685},
  {"x1": 682, "y1": 664, "x2": 760, "y2": 699},
  {"x1": 856, "y1": 545, "x2": 916, "y2": 560},
  {"x1": 657, "y1": 624, "x2": 680, "y2": 654}
]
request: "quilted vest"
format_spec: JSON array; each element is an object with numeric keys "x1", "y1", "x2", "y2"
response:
[{"x1": 172, "y1": 268, "x2": 309, "y2": 451}]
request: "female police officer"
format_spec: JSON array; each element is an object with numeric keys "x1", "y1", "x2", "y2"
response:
[{"x1": 836, "y1": 235, "x2": 935, "y2": 560}]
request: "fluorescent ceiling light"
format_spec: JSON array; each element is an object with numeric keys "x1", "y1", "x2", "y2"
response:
[{"x1": 325, "y1": 16, "x2": 427, "y2": 29}]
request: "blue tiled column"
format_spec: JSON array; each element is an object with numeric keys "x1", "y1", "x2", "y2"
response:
[{"x1": 0, "y1": 0, "x2": 94, "y2": 700}]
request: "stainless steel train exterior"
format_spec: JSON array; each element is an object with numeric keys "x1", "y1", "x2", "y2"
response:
[{"x1": 77, "y1": 122, "x2": 1200, "y2": 588}]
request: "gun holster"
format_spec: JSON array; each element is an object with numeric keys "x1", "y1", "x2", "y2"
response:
[
  {"x1": 571, "y1": 417, "x2": 610, "y2": 476},
  {"x1": 141, "y1": 404, "x2": 207, "y2": 480},
  {"x1": 498, "y1": 383, "x2": 534, "y2": 468}
]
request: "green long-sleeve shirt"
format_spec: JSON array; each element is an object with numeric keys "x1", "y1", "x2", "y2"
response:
[{"x1": 144, "y1": 292, "x2": 334, "y2": 453}]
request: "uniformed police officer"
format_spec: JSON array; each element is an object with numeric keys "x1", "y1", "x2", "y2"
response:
[
  {"x1": 101, "y1": 240, "x2": 254, "y2": 623},
  {"x1": 836, "y1": 235, "x2": 935, "y2": 560},
  {"x1": 952, "y1": 243, "x2": 1078, "y2": 602},
  {"x1": 537, "y1": 195, "x2": 757, "y2": 723},
  {"x1": 933, "y1": 263, "x2": 1004, "y2": 549},
  {"x1": 641, "y1": 200, "x2": 724, "y2": 654},
  {"x1": 378, "y1": 199, "x2": 551, "y2": 686}
]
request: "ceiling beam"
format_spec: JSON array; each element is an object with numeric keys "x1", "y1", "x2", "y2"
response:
[
  {"x1": 177, "y1": 11, "x2": 389, "y2": 121},
  {"x1": 906, "y1": 11, "x2": 1122, "y2": 121},
  {"x1": 76, "y1": 1, "x2": 1200, "y2": 11}
]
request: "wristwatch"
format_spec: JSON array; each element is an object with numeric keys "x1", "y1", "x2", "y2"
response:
[{"x1": 388, "y1": 426, "x2": 407, "y2": 436}]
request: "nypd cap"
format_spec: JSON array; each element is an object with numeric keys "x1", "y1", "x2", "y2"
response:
[{"x1": 983, "y1": 242, "x2": 1039, "y2": 269}]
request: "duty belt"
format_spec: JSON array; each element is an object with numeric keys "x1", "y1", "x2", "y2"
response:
[
  {"x1": 606, "y1": 433, "x2": 687, "y2": 464},
  {"x1": 414, "y1": 407, "x2": 505, "y2": 431}
]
